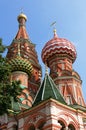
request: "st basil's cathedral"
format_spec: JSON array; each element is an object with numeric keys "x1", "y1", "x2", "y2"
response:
[{"x1": 0, "y1": 12, "x2": 86, "y2": 130}]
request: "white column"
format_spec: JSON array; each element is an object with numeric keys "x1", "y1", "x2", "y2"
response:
[{"x1": 64, "y1": 127, "x2": 68, "y2": 130}]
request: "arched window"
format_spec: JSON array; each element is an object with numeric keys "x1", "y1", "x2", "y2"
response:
[
  {"x1": 68, "y1": 124, "x2": 75, "y2": 130},
  {"x1": 58, "y1": 120, "x2": 66, "y2": 130}
]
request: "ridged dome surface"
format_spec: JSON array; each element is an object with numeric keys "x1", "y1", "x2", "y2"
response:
[
  {"x1": 41, "y1": 30, "x2": 77, "y2": 64},
  {"x1": 8, "y1": 56, "x2": 33, "y2": 76}
]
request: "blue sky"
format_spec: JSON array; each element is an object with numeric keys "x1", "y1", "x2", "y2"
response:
[{"x1": 0, "y1": 0, "x2": 86, "y2": 100}]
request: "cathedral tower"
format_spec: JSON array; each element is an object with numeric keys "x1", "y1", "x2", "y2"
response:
[
  {"x1": 41, "y1": 29, "x2": 85, "y2": 106},
  {"x1": 6, "y1": 13, "x2": 41, "y2": 107},
  {"x1": 0, "y1": 12, "x2": 86, "y2": 130}
]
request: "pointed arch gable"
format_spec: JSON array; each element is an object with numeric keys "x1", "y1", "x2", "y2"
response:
[
  {"x1": 57, "y1": 111, "x2": 78, "y2": 128},
  {"x1": 24, "y1": 112, "x2": 46, "y2": 130}
]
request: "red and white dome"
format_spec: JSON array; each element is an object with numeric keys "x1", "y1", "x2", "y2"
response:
[{"x1": 41, "y1": 29, "x2": 77, "y2": 64}]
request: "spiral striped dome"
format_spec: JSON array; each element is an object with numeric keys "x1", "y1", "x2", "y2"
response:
[{"x1": 41, "y1": 29, "x2": 77, "y2": 65}]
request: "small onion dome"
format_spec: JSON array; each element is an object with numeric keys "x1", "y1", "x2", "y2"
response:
[
  {"x1": 17, "y1": 13, "x2": 27, "y2": 22},
  {"x1": 41, "y1": 29, "x2": 77, "y2": 65},
  {"x1": 8, "y1": 56, "x2": 33, "y2": 76}
]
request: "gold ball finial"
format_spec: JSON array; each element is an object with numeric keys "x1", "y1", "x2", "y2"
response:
[
  {"x1": 17, "y1": 13, "x2": 27, "y2": 22},
  {"x1": 53, "y1": 28, "x2": 57, "y2": 34}
]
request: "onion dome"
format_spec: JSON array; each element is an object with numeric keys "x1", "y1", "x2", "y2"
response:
[
  {"x1": 41, "y1": 29, "x2": 77, "y2": 65},
  {"x1": 8, "y1": 56, "x2": 33, "y2": 76}
]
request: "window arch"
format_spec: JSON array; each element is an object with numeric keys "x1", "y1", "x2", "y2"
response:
[
  {"x1": 38, "y1": 122, "x2": 44, "y2": 130},
  {"x1": 24, "y1": 112, "x2": 46, "y2": 130},
  {"x1": 37, "y1": 119, "x2": 46, "y2": 130},
  {"x1": 68, "y1": 124, "x2": 75, "y2": 130},
  {"x1": 58, "y1": 120, "x2": 66, "y2": 130}
]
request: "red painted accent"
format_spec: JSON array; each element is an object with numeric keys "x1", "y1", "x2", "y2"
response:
[{"x1": 42, "y1": 35, "x2": 77, "y2": 64}]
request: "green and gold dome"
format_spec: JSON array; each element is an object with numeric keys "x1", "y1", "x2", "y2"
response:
[{"x1": 8, "y1": 56, "x2": 33, "y2": 76}]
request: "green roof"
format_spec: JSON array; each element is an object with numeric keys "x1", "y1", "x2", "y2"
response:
[
  {"x1": 8, "y1": 98, "x2": 30, "y2": 114},
  {"x1": 69, "y1": 104, "x2": 86, "y2": 112},
  {"x1": 33, "y1": 72, "x2": 66, "y2": 105}
]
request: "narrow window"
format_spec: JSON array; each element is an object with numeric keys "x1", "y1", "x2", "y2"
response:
[
  {"x1": 78, "y1": 97, "x2": 82, "y2": 105},
  {"x1": 66, "y1": 95, "x2": 71, "y2": 105}
]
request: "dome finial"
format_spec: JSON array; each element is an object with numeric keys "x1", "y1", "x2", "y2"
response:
[
  {"x1": 17, "y1": 12, "x2": 27, "y2": 28},
  {"x1": 50, "y1": 21, "x2": 58, "y2": 38},
  {"x1": 17, "y1": 12, "x2": 27, "y2": 22},
  {"x1": 53, "y1": 28, "x2": 58, "y2": 38}
]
